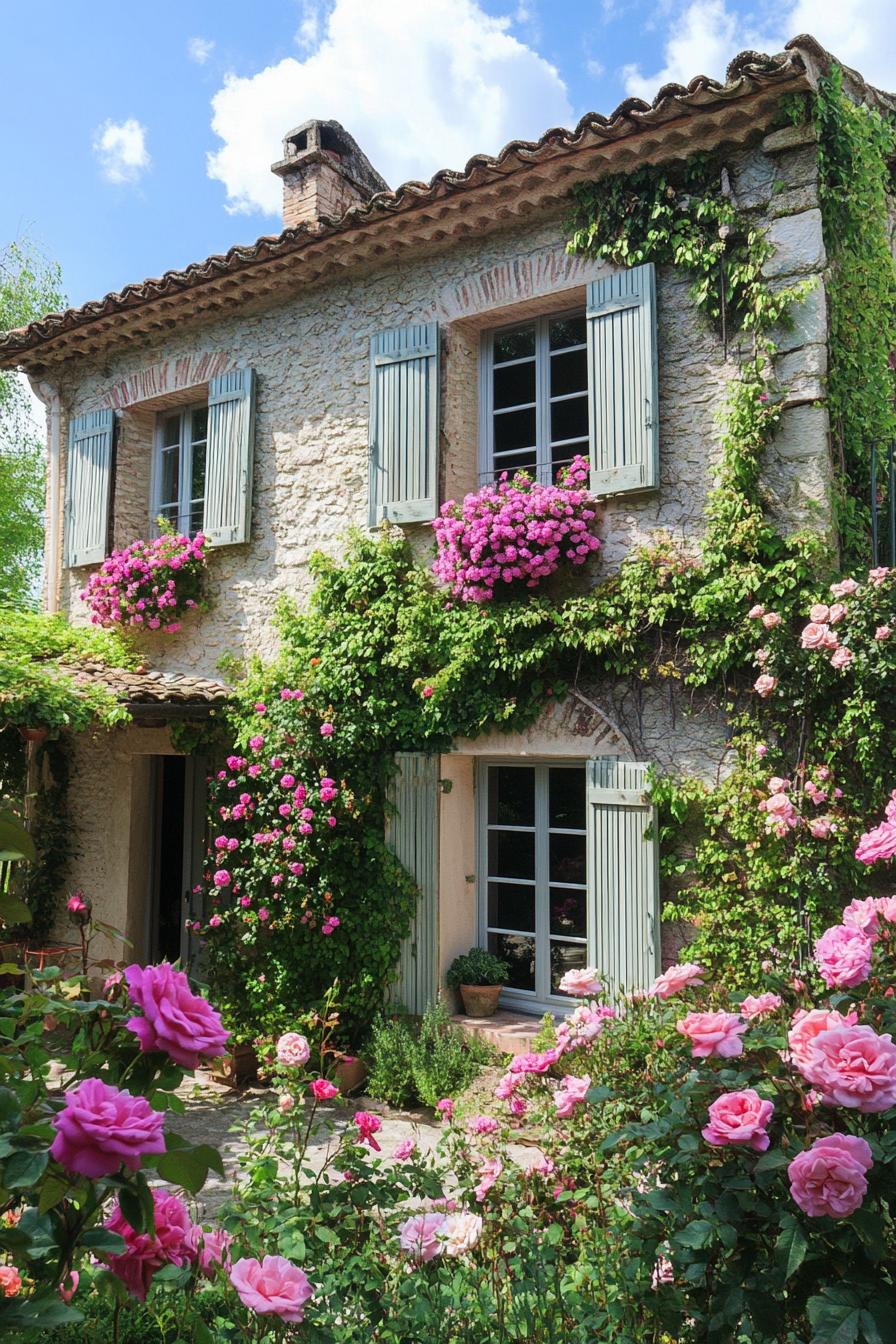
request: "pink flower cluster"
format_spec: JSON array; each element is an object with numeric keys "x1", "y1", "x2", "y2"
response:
[
  {"x1": 80, "y1": 532, "x2": 206, "y2": 632},
  {"x1": 756, "y1": 771, "x2": 841, "y2": 841},
  {"x1": 431, "y1": 456, "x2": 601, "y2": 602},
  {"x1": 398, "y1": 1210, "x2": 483, "y2": 1261},
  {"x1": 104, "y1": 1189, "x2": 229, "y2": 1301}
]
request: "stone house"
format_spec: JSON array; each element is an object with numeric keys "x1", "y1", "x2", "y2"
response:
[{"x1": 0, "y1": 35, "x2": 868, "y2": 1023}]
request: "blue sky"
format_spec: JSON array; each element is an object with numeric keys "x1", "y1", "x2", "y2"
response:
[{"x1": 2, "y1": 0, "x2": 896, "y2": 312}]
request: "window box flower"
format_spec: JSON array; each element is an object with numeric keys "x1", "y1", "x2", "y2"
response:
[{"x1": 80, "y1": 532, "x2": 207, "y2": 633}]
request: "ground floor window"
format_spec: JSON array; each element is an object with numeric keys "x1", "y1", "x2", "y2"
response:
[{"x1": 479, "y1": 761, "x2": 588, "y2": 1011}]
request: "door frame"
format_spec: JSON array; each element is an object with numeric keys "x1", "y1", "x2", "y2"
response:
[{"x1": 144, "y1": 754, "x2": 208, "y2": 969}]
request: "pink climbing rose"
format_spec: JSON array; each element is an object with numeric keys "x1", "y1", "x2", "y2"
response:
[
  {"x1": 557, "y1": 966, "x2": 602, "y2": 997},
  {"x1": 701, "y1": 1089, "x2": 774, "y2": 1152},
  {"x1": 229, "y1": 1256, "x2": 313, "y2": 1323},
  {"x1": 676, "y1": 1011, "x2": 748, "y2": 1059},
  {"x1": 788, "y1": 1133, "x2": 873, "y2": 1219},
  {"x1": 813, "y1": 924, "x2": 873, "y2": 989},
  {"x1": 124, "y1": 963, "x2": 228, "y2": 1069},
  {"x1": 739, "y1": 992, "x2": 783, "y2": 1020},
  {"x1": 753, "y1": 674, "x2": 777, "y2": 698},
  {"x1": 648, "y1": 963, "x2": 705, "y2": 999},
  {"x1": 50, "y1": 1078, "x2": 165, "y2": 1178},
  {"x1": 800, "y1": 1025, "x2": 896, "y2": 1112},
  {"x1": 787, "y1": 1008, "x2": 859, "y2": 1074},
  {"x1": 553, "y1": 1074, "x2": 591, "y2": 1119}
]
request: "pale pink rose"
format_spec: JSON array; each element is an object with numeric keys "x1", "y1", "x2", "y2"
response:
[
  {"x1": 876, "y1": 895, "x2": 896, "y2": 922},
  {"x1": 439, "y1": 1212, "x2": 483, "y2": 1256},
  {"x1": 676, "y1": 1011, "x2": 748, "y2": 1059},
  {"x1": 875, "y1": 625, "x2": 892, "y2": 641},
  {"x1": 805, "y1": 1025, "x2": 896, "y2": 1112},
  {"x1": 50, "y1": 1078, "x2": 165, "y2": 1179},
  {"x1": 125, "y1": 963, "x2": 229, "y2": 1069},
  {"x1": 788, "y1": 1008, "x2": 859, "y2": 1074},
  {"x1": 761, "y1": 611, "x2": 782, "y2": 629},
  {"x1": 755, "y1": 744, "x2": 768, "y2": 759},
  {"x1": 747, "y1": 604, "x2": 765, "y2": 619},
  {"x1": 814, "y1": 924, "x2": 872, "y2": 989},
  {"x1": 809, "y1": 818, "x2": 834, "y2": 839},
  {"x1": 557, "y1": 966, "x2": 602, "y2": 996},
  {"x1": 822, "y1": 626, "x2": 840, "y2": 649},
  {"x1": 801, "y1": 622, "x2": 830, "y2": 649},
  {"x1": 276, "y1": 1032, "x2": 310, "y2": 1067},
  {"x1": 524, "y1": 1153, "x2": 556, "y2": 1178},
  {"x1": 277, "y1": 1093, "x2": 295, "y2": 1115},
  {"x1": 767, "y1": 777, "x2": 790, "y2": 795},
  {"x1": 739, "y1": 992, "x2": 782, "y2": 1019},
  {"x1": 754, "y1": 647, "x2": 769, "y2": 666},
  {"x1": 856, "y1": 819, "x2": 896, "y2": 864},
  {"x1": 830, "y1": 578, "x2": 859, "y2": 597},
  {"x1": 436, "y1": 1098, "x2": 454, "y2": 1119},
  {"x1": 467, "y1": 1115, "x2": 499, "y2": 1136},
  {"x1": 788, "y1": 1133, "x2": 872, "y2": 1218},
  {"x1": 229, "y1": 1256, "x2": 313, "y2": 1323},
  {"x1": 843, "y1": 896, "x2": 883, "y2": 939},
  {"x1": 392, "y1": 1139, "x2": 416, "y2": 1161},
  {"x1": 647, "y1": 963, "x2": 705, "y2": 999},
  {"x1": 553, "y1": 1074, "x2": 591, "y2": 1119},
  {"x1": 474, "y1": 1157, "x2": 503, "y2": 1202},
  {"x1": 869, "y1": 567, "x2": 891, "y2": 586},
  {"x1": 809, "y1": 603, "x2": 831, "y2": 623},
  {"x1": 651, "y1": 1256, "x2": 674, "y2": 1289},
  {"x1": 0, "y1": 1267, "x2": 22, "y2": 1297},
  {"x1": 754, "y1": 674, "x2": 777, "y2": 698},
  {"x1": 830, "y1": 646, "x2": 854, "y2": 670},
  {"x1": 701, "y1": 1088, "x2": 774, "y2": 1151},
  {"x1": 828, "y1": 602, "x2": 848, "y2": 624},
  {"x1": 189, "y1": 1227, "x2": 233, "y2": 1277},
  {"x1": 398, "y1": 1212, "x2": 447, "y2": 1261}
]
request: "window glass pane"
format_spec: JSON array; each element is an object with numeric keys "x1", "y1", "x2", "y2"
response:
[
  {"x1": 491, "y1": 449, "x2": 538, "y2": 479},
  {"x1": 494, "y1": 405, "x2": 537, "y2": 455},
  {"x1": 158, "y1": 503, "x2": 178, "y2": 528},
  {"x1": 191, "y1": 441, "x2": 206, "y2": 503},
  {"x1": 549, "y1": 315, "x2": 586, "y2": 351},
  {"x1": 550, "y1": 395, "x2": 589, "y2": 445},
  {"x1": 488, "y1": 767, "x2": 535, "y2": 827},
  {"x1": 493, "y1": 360, "x2": 535, "y2": 411},
  {"x1": 161, "y1": 413, "x2": 181, "y2": 449},
  {"x1": 549, "y1": 768, "x2": 585, "y2": 830},
  {"x1": 494, "y1": 324, "x2": 535, "y2": 363},
  {"x1": 189, "y1": 504, "x2": 204, "y2": 536},
  {"x1": 550, "y1": 886, "x2": 586, "y2": 938},
  {"x1": 550, "y1": 941, "x2": 587, "y2": 994},
  {"x1": 550, "y1": 347, "x2": 588, "y2": 398},
  {"x1": 549, "y1": 831, "x2": 586, "y2": 886},
  {"x1": 190, "y1": 406, "x2": 208, "y2": 444},
  {"x1": 159, "y1": 447, "x2": 179, "y2": 506},
  {"x1": 488, "y1": 830, "x2": 535, "y2": 881},
  {"x1": 490, "y1": 933, "x2": 534, "y2": 991},
  {"x1": 488, "y1": 881, "x2": 535, "y2": 933}
]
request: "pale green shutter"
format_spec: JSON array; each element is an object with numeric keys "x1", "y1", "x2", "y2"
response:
[
  {"x1": 64, "y1": 410, "x2": 114, "y2": 567},
  {"x1": 204, "y1": 368, "x2": 256, "y2": 546},
  {"x1": 587, "y1": 262, "x2": 659, "y2": 496},
  {"x1": 369, "y1": 323, "x2": 439, "y2": 525},
  {"x1": 386, "y1": 752, "x2": 440, "y2": 1013},
  {"x1": 586, "y1": 758, "x2": 660, "y2": 990}
]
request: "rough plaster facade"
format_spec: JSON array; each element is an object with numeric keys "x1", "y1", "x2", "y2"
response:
[{"x1": 48, "y1": 125, "x2": 834, "y2": 986}]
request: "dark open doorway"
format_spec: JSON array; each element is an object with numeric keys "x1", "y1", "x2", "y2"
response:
[{"x1": 150, "y1": 756, "x2": 187, "y2": 964}]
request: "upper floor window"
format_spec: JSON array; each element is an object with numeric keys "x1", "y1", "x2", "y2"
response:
[
  {"x1": 481, "y1": 311, "x2": 589, "y2": 484},
  {"x1": 154, "y1": 404, "x2": 208, "y2": 536}
]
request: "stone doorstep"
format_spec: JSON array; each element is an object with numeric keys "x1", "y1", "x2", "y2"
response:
[{"x1": 452, "y1": 1009, "x2": 545, "y2": 1056}]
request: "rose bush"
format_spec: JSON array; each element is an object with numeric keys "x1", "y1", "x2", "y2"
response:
[{"x1": 79, "y1": 532, "x2": 206, "y2": 633}]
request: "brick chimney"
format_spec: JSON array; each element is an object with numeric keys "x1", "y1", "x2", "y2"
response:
[{"x1": 270, "y1": 119, "x2": 389, "y2": 230}]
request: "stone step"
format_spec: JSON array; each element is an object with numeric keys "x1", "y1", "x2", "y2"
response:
[{"x1": 452, "y1": 1009, "x2": 545, "y2": 1056}]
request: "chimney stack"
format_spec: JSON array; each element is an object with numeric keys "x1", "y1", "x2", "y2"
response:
[{"x1": 270, "y1": 119, "x2": 389, "y2": 230}]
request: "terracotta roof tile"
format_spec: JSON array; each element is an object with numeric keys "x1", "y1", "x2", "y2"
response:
[{"x1": 65, "y1": 661, "x2": 229, "y2": 714}]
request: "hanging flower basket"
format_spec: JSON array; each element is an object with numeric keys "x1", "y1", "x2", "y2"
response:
[{"x1": 79, "y1": 532, "x2": 207, "y2": 633}]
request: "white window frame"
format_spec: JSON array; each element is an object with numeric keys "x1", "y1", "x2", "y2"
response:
[
  {"x1": 150, "y1": 401, "x2": 208, "y2": 537},
  {"x1": 478, "y1": 307, "x2": 589, "y2": 486},
  {"x1": 476, "y1": 758, "x2": 588, "y2": 1015}
]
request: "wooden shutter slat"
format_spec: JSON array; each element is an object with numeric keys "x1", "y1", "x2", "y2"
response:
[
  {"x1": 586, "y1": 757, "x2": 659, "y2": 991},
  {"x1": 587, "y1": 262, "x2": 659, "y2": 497},
  {"x1": 369, "y1": 323, "x2": 439, "y2": 525},
  {"x1": 386, "y1": 752, "x2": 440, "y2": 1014},
  {"x1": 64, "y1": 409, "x2": 114, "y2": 568},
  {"x1": 205, "y1": 368, "x2": 256, "y2": 547}
]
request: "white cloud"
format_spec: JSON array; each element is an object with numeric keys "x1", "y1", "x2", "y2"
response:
[
  {"x1": 623, "y1": 0, "x2": 896, "y2": 102},
  {"x1": 188, "y1": 36, "x2": 215, "y2": 65},
  {"x1": 295, "y1": 0, "x2": 323, "y2": 51},
  {"x1": 92, "y1": 118, "x2": 151, "y2": 185},
  {"x1": 207, "y1": 0, "x2": 572, "y2": 216},
  {"x1": 586, "y1": 58, "x2": 605, "y2": 79}
]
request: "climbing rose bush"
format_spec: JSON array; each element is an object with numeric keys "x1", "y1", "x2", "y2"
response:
[
  {"x1": 431, "y1": 455, "x2": 601, "y2": 602},
  {"x1": 79, "y1": 531, "x2": 206, "y2": 632}
]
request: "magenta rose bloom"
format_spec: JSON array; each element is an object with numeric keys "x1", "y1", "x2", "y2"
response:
[
  {"x1": 229, "y1": 1256, "x2": 313, "y2": 1323},
  {"x1": 788, "y1": 1133, "x2": 872, "y2": 1219},
  {"x1": 125, "y1": 963, "x2": 229, "y2": 1068},
  {"x1": 676, "y1": 1011, "x2": 748, "y2": 1059},
  {"x1": 813, "y1": 924, "x2": 873, "y2": 989},
  {"x1": 104, "y1": 1190, "x2": 196, "y2": 1301},
  {"x1": 701, "y1": 1089, "x2": 774, "y2": 1152},
  {"x1": 50, "y1": 1078, "x2": 165, "y2": 1179},
  {"x1": 804, "y1": 1025, "x2": 896, "y2": 1112}
]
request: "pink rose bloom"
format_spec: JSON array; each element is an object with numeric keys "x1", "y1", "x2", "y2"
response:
[
  {"x1": 310, "y1": 1078, "x2": 339, "y2": 1100},
  {"x1": 814, "y1": 924, "x2": 872, "y2": 989},
  {"x1": 869, "y1": 567, "x2": 891, "y2": 585},
  {"x1": 830, "y1": 578, "x2": 859, "y2": 597},
  {"x1": 319, "y1": 722, "x2": 334, "y2": 737},
  {"x1": 809, "y1": 603, "x2": 831, "y2": 623},
  {"x1": 805, "y1": 1025, "x2": 896, "y2": 1112},
  {"x1": 229, "y1": 1256, "x2": 313, "y2": 1323},
  {"x1": 648, "y1": 963, "x2": 705, "y2": 999},
  {"x1": 421, "y1": 685, "x2": 434, "y2": 698},
  {"x1": 494, "y1": 1072, "x2": 521, "y2": 1100},
  {"x1": 876, "y1": 895, "x2": 896, "y2": 922},
  {"x1": 189, "y1": 1226, "x2": 233, "y2": 1277},
  {"x1": 747, "y1": 604, "x2": 765, "y2": 619},
  {"x1": 66, "y1": 893, "x2": 87, "y2": 914},
  {"x1": 439, "y1": 1211, "x2": 483, "y2": 1256},
  {"x1": 855, "y1": 819, "x2": 896, "y2": 864},
  {"x1": 278, "y1": 1093, "x2": 295, "y2": 1115},
  {"x1": 830, "y1": 646, "x2": 854, "y2": 670},
  {"x1": 761, "y1": 611, "x2": 782, "y2": 629},
  {"x1": 755, "y1": 744, "x2": 768, "y2": 759},
  {"x1": 354, "y1": 1110, "x2": 382, "y2": 1150},
  {"x1": 212, "y1": 870, "x2": 230, "y2": 888},
  {"x1": 788, "y1": 1008, "x2": 859, "y2": 1074},
  {"x1": 50, "y1": 1078, "x2": 165, "y2": 1178},
  {"x1": 467, "y1": 1115, "x2": 499, "y2": 1136},
  {"x1": 125, "y1": 963, "x2": 229, "y2": 1068},
  {"x1": 800, "y1": 622, "x2": 830, "y2": 649},
  {"x1": 509, "y1": 1047, "x2": 560, "y2": 1075},
  {"x1": 676, "y1": 1011, "x2": 748, "y2": 1059},
  {"x1": 398, "y1": 1212, "x2": 447, "y2": 1261},
  {"x1": 557, "y1": 966, "x2": 602, "y2": 996},
  {"x1": 875, "y1": 625, "x2": 892, "y2": 640},
  {"x1": 788, "y1": 1133, "x2": 872, "y2": 1218},
  {"x1": 104, "y1": 1190, "x2": 196, "y2": 1301},
  {"x1": 701, "y1": 1088, "x2": 774, "y2": 1151},
  {"x1": 474, "y1": 1156, "x2": 503, "y2": 1202},
  {"x1": 554, "y1": 1073, "x2": 591, "y2": 1119},
  {"x1": 393, "y1": 1138, "x2": 416, "y2": 1160},
  {"x1": 739, "y1": 992, "x2": 782, "y2": 1019},
  {"x1": 249, "y1": 735, "x2": 265, "y2": 752},
  {"x1": 436, "y1": 1097, "x2": 454, "y2": 1119},
  {"x1": 754, "y1": 674, "x2": 777, "y2": 698},
  {"x1": 843, "y1": 896, "x2": 884, "y2": 940},
  {"x1": 276, "y1": 1032, "x2": 311, "y2": 1067},
  {"x1": 828, "y1": 602, "x2": 847, "y2": 624},
  {"x1": 767, "y1": 776, "x2": 790, "y2": 794}
]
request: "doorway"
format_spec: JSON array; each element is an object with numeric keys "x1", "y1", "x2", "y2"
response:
[{"x1": 147, "y1": 755, "x2": 207, "y2": 967}]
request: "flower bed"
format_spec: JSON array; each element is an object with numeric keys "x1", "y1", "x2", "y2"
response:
[{"x1": 79, "y1": 532, "x2": 206, "y2": 632}]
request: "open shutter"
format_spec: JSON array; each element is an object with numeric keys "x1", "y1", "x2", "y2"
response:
[
  {"x1": 64, "y1": 410, "x2": 114, "y2": 568},
  {"x1": 587, "y1": 262, "x2": 659, "y2": 496},
  {"x1": 586, "y1": 758, "x2": 659, "y2": 990},
  {"x1": 386, "y1": 752, "x2": 440, "y2": 1013},
  {"x1": 369, "y1": 322, "x2": 439, "y2": 525},
  {"x1": 204, "y1": 368, "x2": 256, "y2": 546}
]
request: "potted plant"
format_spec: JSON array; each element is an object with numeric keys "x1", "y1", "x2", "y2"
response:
[{"x1": 446, "y1": 947, "x2": 509, "y2": 1017}]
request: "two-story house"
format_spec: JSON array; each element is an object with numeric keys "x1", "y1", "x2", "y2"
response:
[{"x1": 0, "y1": 35, "x2": 857, "y2": 1022}]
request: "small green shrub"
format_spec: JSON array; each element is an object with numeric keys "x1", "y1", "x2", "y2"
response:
[
  {"x1": 366, "y1": 1002, "x2": 493, "y2": 1108},
  {"x1": 445, "y1": 946, "x2": 509, "y2": 990},
  {"x1": 365, "y1": 1010, "x2": 418, "y2": 1109}
]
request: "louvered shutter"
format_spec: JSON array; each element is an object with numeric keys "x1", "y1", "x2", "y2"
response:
[
  {"x1": 586, "y1": 758, "x2": 660, "y2": 990},
  {"x1": 587, "y1": 262, "x2": 659, "y2": 495},
  {"x1": 64, "y1": 410, "x2": 114, "y2": 568},
  {"x1": 386, "y1": 752, "x2": 440, "y2": 1013},
  {"x1": 204, "y1": 368, "x2": 256, "y2": 546},
  {"x1": 368, "y1": 323, "x2": 439, "y2": 525}
]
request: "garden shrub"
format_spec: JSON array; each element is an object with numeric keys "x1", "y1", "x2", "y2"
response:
[{"x1": 366, "y1": 1002, "x2": 493, "y2": 1110}]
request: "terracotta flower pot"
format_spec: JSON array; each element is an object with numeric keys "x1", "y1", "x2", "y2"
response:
[
  {"x1": 210, "y1": 1042, "x2": 259, "y2": 1087},
  {"x1": 459, "y1": 984, "x2": 502, "y2": 1017},
  {"x1": 335, "y1": 1056, "x2": 368, "y2": 1096},
  {"x1": 18, "y1": 727, "x2": 48, "y2": 745}
]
